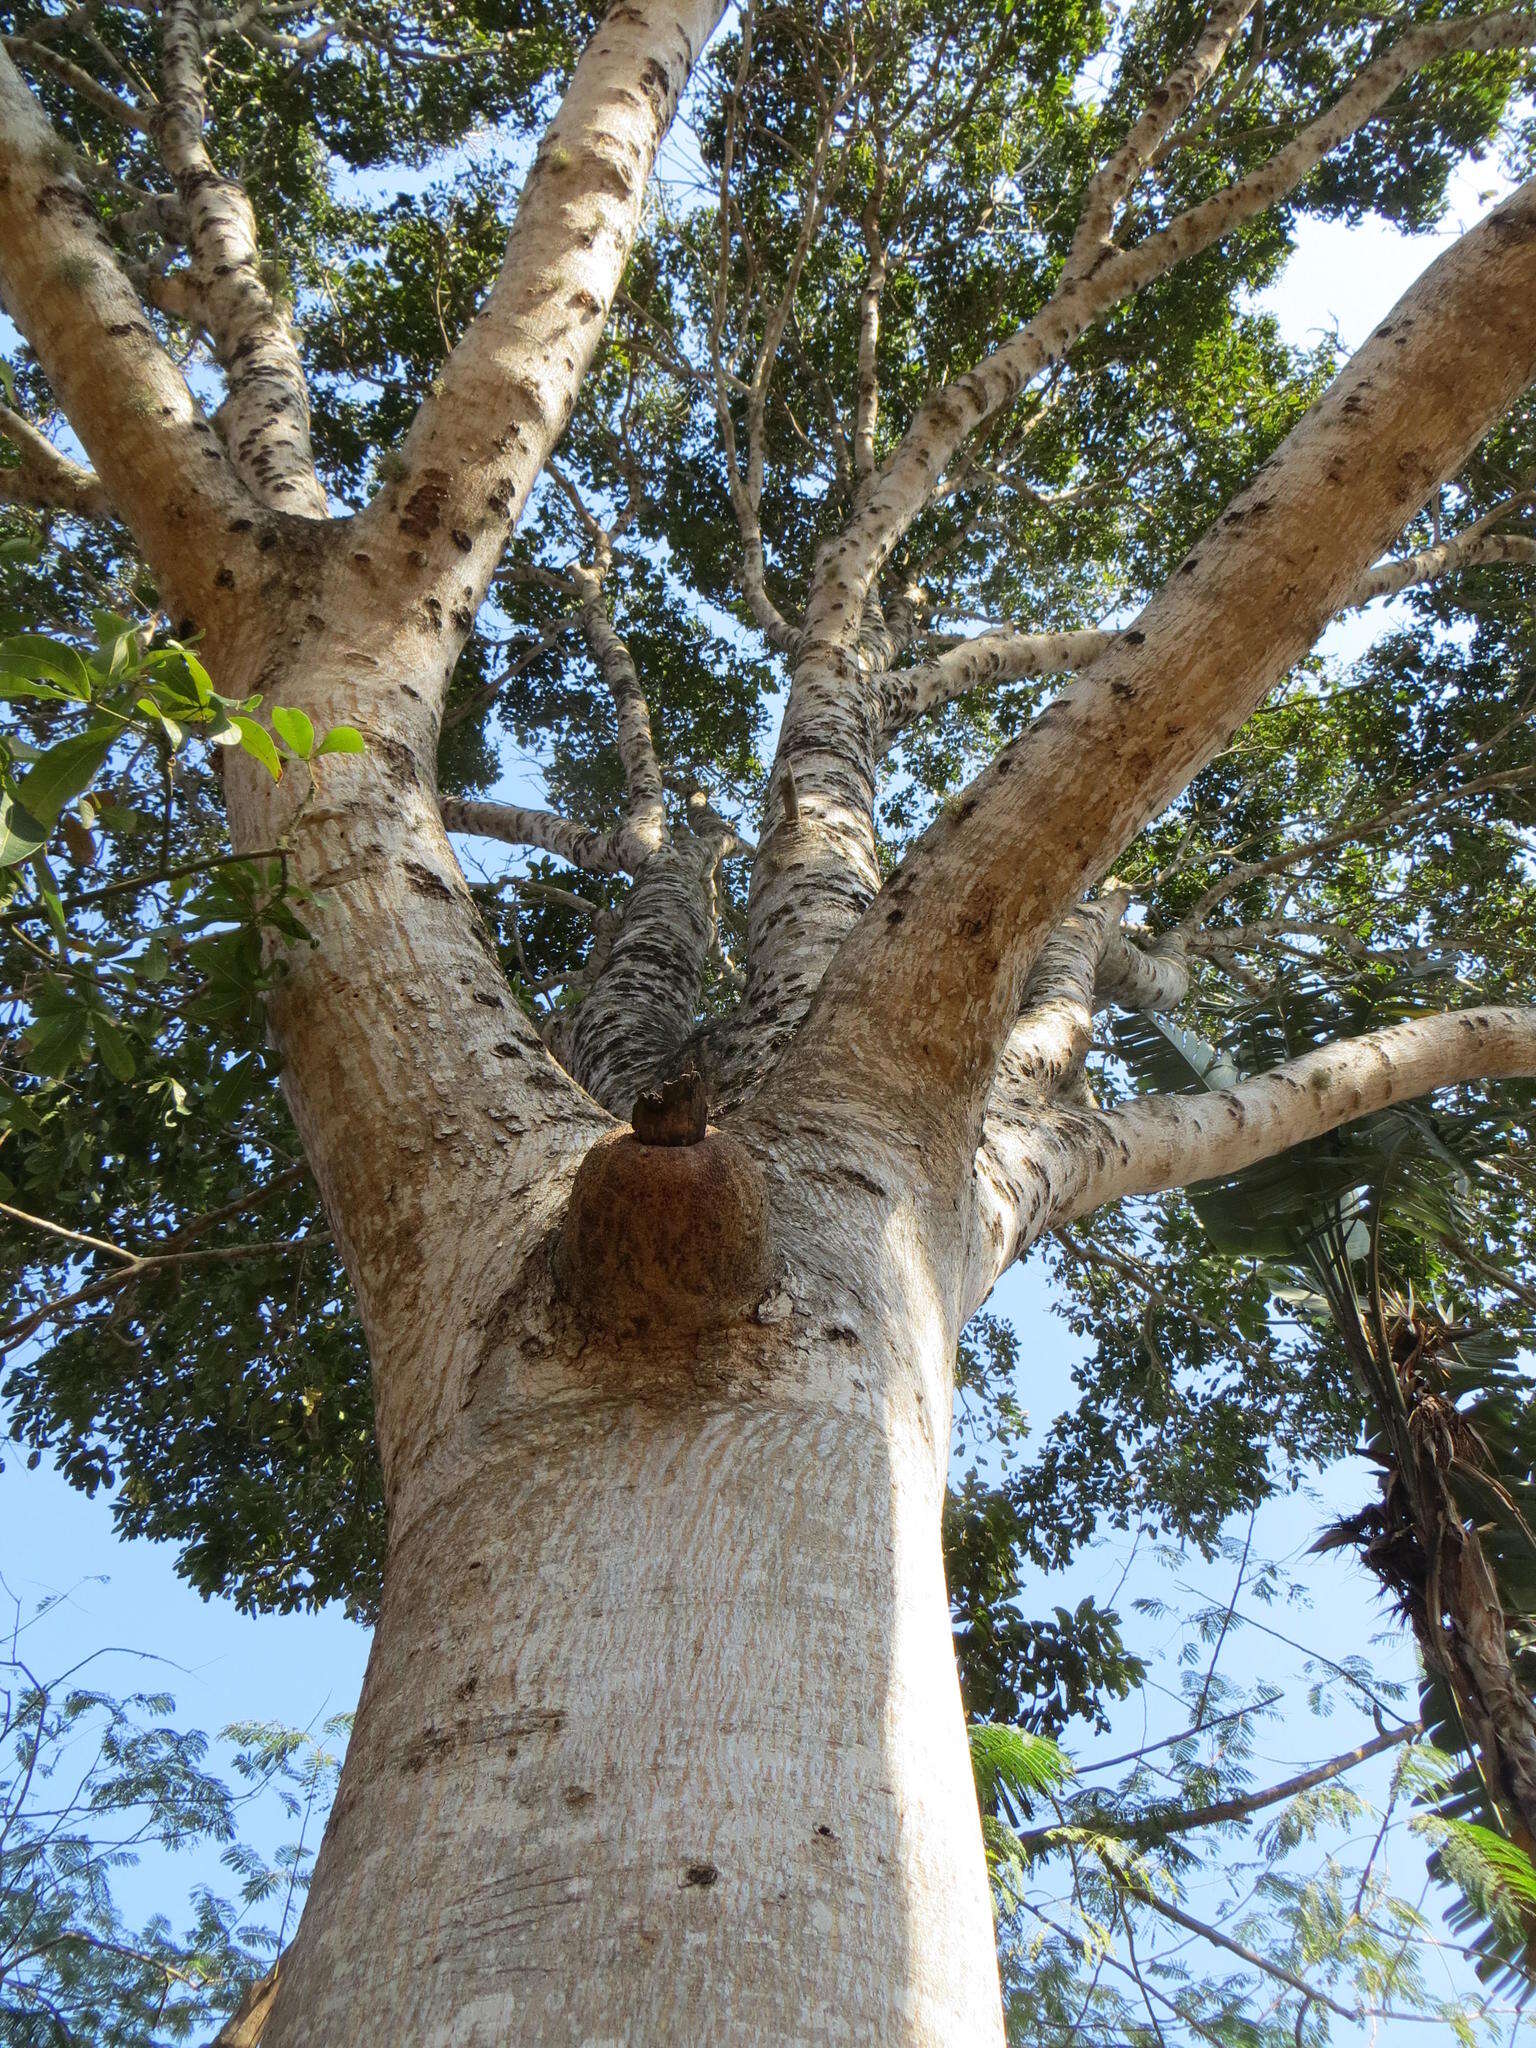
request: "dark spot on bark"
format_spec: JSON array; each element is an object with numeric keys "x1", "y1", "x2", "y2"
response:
[
  {"x1": 399, "y1": 469, "x2": 451, "y2": 539},
  {"x1": 404, "y1": 859, "x2": 454, "y2": 901},
  {"x1": 681, "y1": 1862, "x2": 718, "y2": 1889},
  {"x1": 215, "y1": 567, "x2": 236, "y2": 589},
  {"x1": 814, "y1": 1824, "x2": 837, "y2": 1841},
  {"x1": 1121, "y1": 629, "x2": 1145, "y2": 645},
  {"x1": 450, "y1": 528, "x2": 472, "y2": 552},
  {"x1": 455, "y1": 1670, "x2": 479, "y2": 1701},
  {"x1": 563, "y1": 1784, "x2": 594, "y2": 1808},
  {"x1": 472, "y1": 990, "x2": 503, "y2": 1008},
  {"x1": 373, "y1": 735, "x2": 417, "y2": 788}
]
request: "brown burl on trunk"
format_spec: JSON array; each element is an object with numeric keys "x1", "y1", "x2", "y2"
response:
[{"x1": 556, "y1": 1069, "x2": 774, "y2": 1335}]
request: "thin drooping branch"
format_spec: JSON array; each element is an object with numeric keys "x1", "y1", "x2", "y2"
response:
[
  {"x1": 1014, "y1": 1720, "x2": 1418, "y2": 1854},
  {"x1": 0, "y1": 46, "x2": 255, "y2": 612},
  {"x1": 155, "y1": 0, "x2": 326, "y2": 515},
  {"x1": 1048, "y1": 1005, "x2": 1536, "y2": 1226},
  {"x1": 0, "y1": 401, "x2": 113, "y2": 519},
  {"x1": 349, "y1": 0, "x2": 729, "y2": 698},
  {"x1": 1180, "y1": 704, "x2": 1536, "y2": 929},
  {"x1": 784, "y1": 177, "x2": 1536, "y2": 1177}
]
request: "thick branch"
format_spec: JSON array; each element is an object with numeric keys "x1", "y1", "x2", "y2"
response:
[
  {"x1": 1050, "y1": 1005, "x2": 1536, "y2": 1225},
  {"x1": 349, "y1": 0, "x2": 728, "y2": 693},
  {"x1": 879, "y1": 627, "x2": 1113, "y2": 733},
  {"x1": 784, "y1": 177, "x2": 1536, "y2": 1180},
  {"x1": 155, "y1": 0, "x2": 325, "y2": 515},
  {"x1": 1350, "y1": 526, "x2": 1536, "y2": 605},
  {"x1": 558, "y1": 839, "x2": 723, "y2": 1113},
  {"x1": 0, "y1": 401, "x2": 113, "y2": 518},
  {"x1": 882, "y1": 519, "x2": 1536, "y2": 739},
  {"x1": 0, "y1": 46, "x2": 254, "y2": 609}
]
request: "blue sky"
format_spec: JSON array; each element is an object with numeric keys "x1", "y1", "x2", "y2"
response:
[{"x1": 3, "y1": 145, "x2": 1530, "y2": 2039}]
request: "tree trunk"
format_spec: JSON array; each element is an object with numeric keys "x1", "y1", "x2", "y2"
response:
[{"x1": 260, "y1": 1311, "x2": 1004, "y2": 2045}]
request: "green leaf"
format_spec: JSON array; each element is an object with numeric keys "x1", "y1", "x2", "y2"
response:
[
  {"x1": 13, "y1": 723, "x2": 116, "y2": 826},
  {"x1": 315, "y1": 724, "x2": 365, "y2": 758},
  {"x1": 92, "y1": 1014, "x2": 137, "y2": 1081},
  {"x1": 271, "y1": 706, "x2": 316, "y2": 760},
  {"x1": 0, "y1": 790, "x2": 47, "y2": 866},
  {"x1": 0, "y1": 634, "x2": 90, "y2": 700},
  {"x1": 968, "y1": 1722, "x2": 1073, "y2": 1812},
  {"x1": 231, "y1": 716, "x2": 283, "y2": 781},
  {"x1": 21, "y1": 995, "x2": 92, "y2": 1077}
]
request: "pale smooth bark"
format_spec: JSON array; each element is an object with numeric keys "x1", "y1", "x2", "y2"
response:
[
  {"x1": 349, "y1": 0, "x2": 730, "y2": 705},
  {"x1": 260, "y1": 1102, "x2": 1003, "y2": 2047},
  {"x1": 155, "y1": 0, "x2": 326, "y2": 515},
  {"x1": 0, "y1": 400, "x2": 113, "y2": 518},
  {"x1": 0, "y1": 45, "x2": 254, "y2": 613},
  {"x1": 1049, "y1": 1005, "x2": 1536, "y2": 1224},
  {"x1": 441, "y1": 793, "x2": 634, "y2": 875}
]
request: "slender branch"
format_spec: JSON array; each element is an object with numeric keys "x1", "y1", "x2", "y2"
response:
[
  {"x1": 570, "y1": 555, "x2": 667, "y2": 861},
  {"x1": 0, "y1": 1232, "x2": 330, "y2": 1355},
  {"x1": 1018, "y1": 1721, "x2": 1418, "y2": 1854},
  {"x1": 439, "y1": 795, "x2": 633, "y2": 876},
  {"x1": 1118, "y1": 1875, "x2": 1364, "y2": 2023},
  {"x1": 155, "y1": 0, "x2": 326, "y2": 514},
  {"x1": 1063, "y1": 0, "x2": 1258, "y2": 281},
  {"x1": 1, "y1": 34, "x2": 153, "y2": 130},
  {"x1": 804, "y1": 9, "x2": 1536, "y2": 659}
]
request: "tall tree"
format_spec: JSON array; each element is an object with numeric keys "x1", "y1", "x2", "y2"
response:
[{"x1": 3, "y1": 0, "x2": 1536, "y2": 2036}]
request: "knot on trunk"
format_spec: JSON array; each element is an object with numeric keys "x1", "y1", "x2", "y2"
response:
[
  {"x1": 631, "y1": 1067, "x2": 708, "y2": 1146},
  {"x1": 554, "y1": 1080, "x2": 771, "y2": 1333}
]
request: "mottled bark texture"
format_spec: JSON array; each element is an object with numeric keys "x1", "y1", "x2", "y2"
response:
[{"x1": 7, "y1": 2, "x2": 1536, "y2": 2039}]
